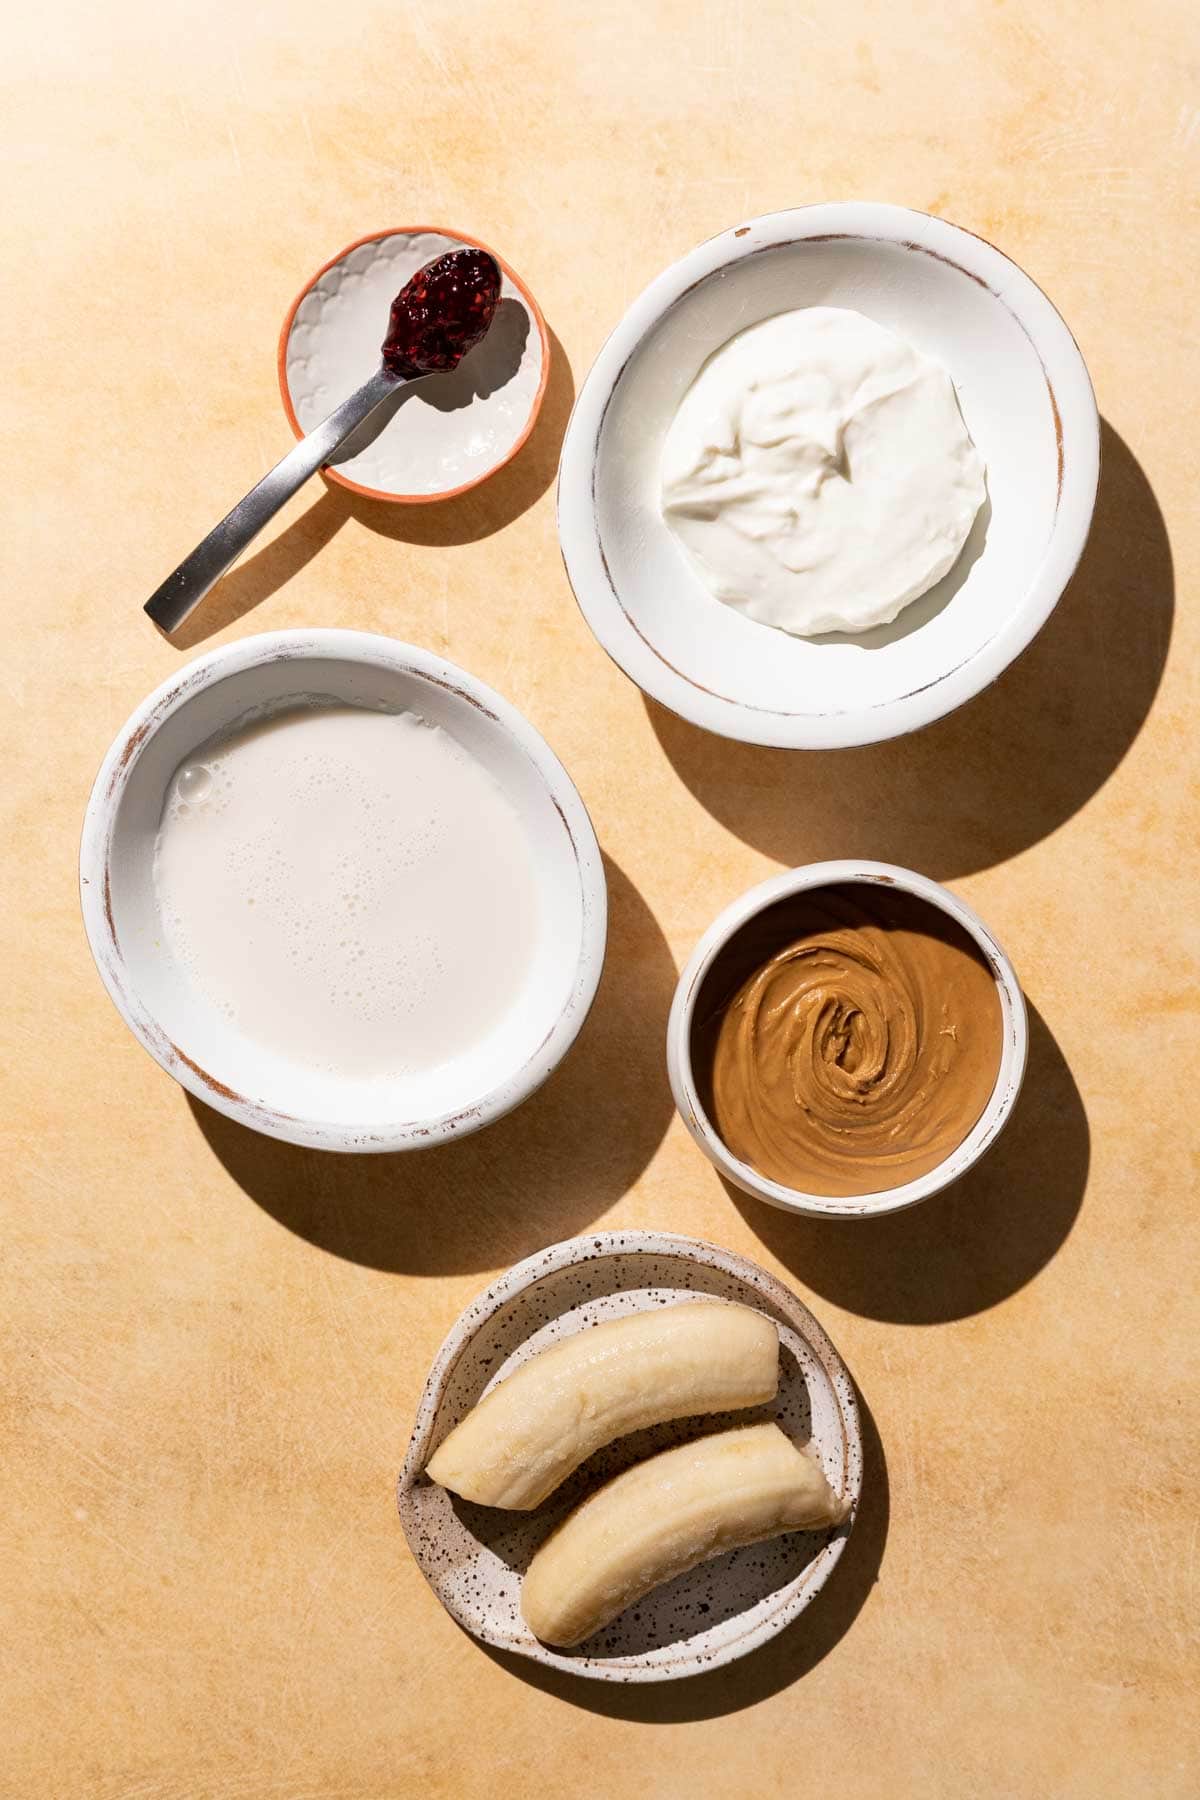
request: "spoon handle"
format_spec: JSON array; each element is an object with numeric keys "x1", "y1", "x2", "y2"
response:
[{"x1": 144, "y1": 365, "x2": 403, "y2": 635}]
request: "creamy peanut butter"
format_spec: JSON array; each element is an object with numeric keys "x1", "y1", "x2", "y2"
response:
[{"x1": 693, "y1": 885, "x2": 1003, "y2": 1197}]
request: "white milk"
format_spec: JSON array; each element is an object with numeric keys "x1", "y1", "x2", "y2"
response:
[{"x1": 153, "y1": 703, "x2": 539, "y2": 1081}]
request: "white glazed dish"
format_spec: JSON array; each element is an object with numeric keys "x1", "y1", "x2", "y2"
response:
[
  {"x1": 79, "y1": 629, "x2": 606, "y2": 1152},
  {"x1": 278, "y1": 227, "x2": 549, "y2": 503},
  {"x1": 666, "y1": 860, "x2": 1027, "y2": 1218},
  {"x1": 397, "y1": 1230, "x2": 861, "y2": 1682},
  {"x1": 558, "y1": 202, "x2": 1100, "y2": 749}
]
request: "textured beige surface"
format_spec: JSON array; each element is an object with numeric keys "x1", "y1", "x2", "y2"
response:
[{"x1": 4, "y1": 1, "x2": 1199, "y2": 1794}]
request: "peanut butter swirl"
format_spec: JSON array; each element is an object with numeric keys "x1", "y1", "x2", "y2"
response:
[{"x1": 695, "y1": 885, "x2": 1003, "y2": 1197}]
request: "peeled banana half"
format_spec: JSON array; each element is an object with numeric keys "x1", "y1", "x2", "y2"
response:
[
  {"x1": 521, "y1": 1421, "x2": 852, "y2": 1647},
  {"x1": 424, "y1": 1301, "x2": 779, "y2": 1509}
]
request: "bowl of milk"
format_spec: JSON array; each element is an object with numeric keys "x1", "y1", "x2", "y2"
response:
[{"x1": 81, "y1": 630, "x2": 606, "y2": 1150}]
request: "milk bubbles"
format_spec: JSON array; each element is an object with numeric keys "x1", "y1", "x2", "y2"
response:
[{"x1": 177, "y1": 763, "x2": 213, "y2": 804}]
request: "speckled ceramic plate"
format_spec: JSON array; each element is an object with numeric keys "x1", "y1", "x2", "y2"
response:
[
  {"x1": 278, "y1": 226, "x2": 549, "y2": 502},
  {"x1": 397, "y1": 1231, "x2": 861, "y2": 1682}
]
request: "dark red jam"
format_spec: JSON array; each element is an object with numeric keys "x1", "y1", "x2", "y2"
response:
[{"x1": 380, "y1": 247, "x2": 502, "y2": 378}]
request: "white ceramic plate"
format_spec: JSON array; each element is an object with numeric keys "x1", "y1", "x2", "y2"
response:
[
  {"x1": 398, "y1": 1231, "x2": 861, "y2": 1682},
  {"x1": 79, "y1": 630, "x2": 606, "y2": 1151},
  {"x1": 558, "y1": 202, "x2": 1100, "y2": 748},
  {"x1": 278, "y1": 227, "x2": 548, "y2": 502}
]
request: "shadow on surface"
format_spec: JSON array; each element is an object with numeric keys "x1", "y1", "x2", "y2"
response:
[
  {"x1": 730, "y1": 1001, "x2": 1087, "y2": 1324},
  {"x1": 169, "y1": 328, "x2": 573, "y2": 648},
  {"x1": 479, "y1": 1382, "x2": 888, "y2": 1723},
  {"x1": 814, "y1": 491, "x2": 992, "y2": 649},
  {"x1": 187, "y1": 855, "x2": 673, "y2": 1275},
  {"x1": 168, "y1": 489, "x2": 349, "y2": 650},
  {"x1": 648, "y1": 422, "x2": 1172, "y2": 879}
]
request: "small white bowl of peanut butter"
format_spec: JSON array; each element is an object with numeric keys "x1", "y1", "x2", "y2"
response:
[{"x1": 667, "y1": 860, "x2": 1027, "y2": 1218}]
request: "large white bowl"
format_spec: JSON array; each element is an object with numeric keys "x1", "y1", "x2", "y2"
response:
[
  {"x1": 80, "y1": 630, "x2": 607, "y2": 1152},
  {"x1": 558, "y1": 202, "x2": 1100, "y2": 749},
  {"x1": 666, "y1": 860, "x2": 1027, "y2": 1217}
]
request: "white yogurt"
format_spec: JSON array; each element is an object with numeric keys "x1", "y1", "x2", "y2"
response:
[
  {"x1": 661, "y1": 306, "x2": 986, "y2": 636},
  {"x1": 152, "y1": 703, "x2": 539, "y2": 1081}
]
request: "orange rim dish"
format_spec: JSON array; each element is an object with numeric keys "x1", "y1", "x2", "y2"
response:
[{"x1": 275, "y1": 225, "x2": 551, "y2": 505}]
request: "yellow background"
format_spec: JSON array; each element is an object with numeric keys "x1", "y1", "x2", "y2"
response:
[{"x1": 6, "y1": 1, "x2": 1198, "y2": 1793}]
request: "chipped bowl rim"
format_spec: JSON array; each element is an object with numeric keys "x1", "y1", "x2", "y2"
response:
[
  {"x1": 276, "y1": 225, "x2": 551, "y2": 505},
  {"x1": 397, "y1": 1228, "x2": 863, "y2": 1682}
]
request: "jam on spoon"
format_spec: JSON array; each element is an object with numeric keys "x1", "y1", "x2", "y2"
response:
[
  {"x1": 381, "y1": 247, "x2": 502, "y2": 378},
  {"x1": 145, "y1": 245, "x2": 506, "y2": 636}
]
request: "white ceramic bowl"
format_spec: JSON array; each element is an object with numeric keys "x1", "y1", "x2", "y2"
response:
[
  {"x1": 278, "y1": 226, "x2": 549, "y2": 503},
  {"x1": 667, "y1": 860, "x2": 1027, "y2": 1217},
  {"x1": 80, "y1": 630, "x2": 606, "y2": 1151},
  {"x1": 558, "y1": 202, "x2": 1100, "y2": 749},
  {"x1": 398, "y1": 1230, "x2": 861, "y2": 1682}
]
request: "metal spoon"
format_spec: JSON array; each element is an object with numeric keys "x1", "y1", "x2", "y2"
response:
[{"x1": 145, "y1": 247, "x2": 502, "y2": 635}]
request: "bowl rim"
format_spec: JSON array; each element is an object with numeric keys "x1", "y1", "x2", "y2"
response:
[
  {"x1": 396, "y1": 1228, "x2": 863, "y2": 1682},
  {"x1": 557, "y1": 200, "x2": 1101, "y2": 749},
  {"x1": 276, "y1": 224, "x2": 551, "y2": 505},
  {"x1": 79, "y1": 628, "x2": 607, "y2": 1152},
  {"x1": 666, "y1": 859, "x2": 1028, "y2": 1218}
]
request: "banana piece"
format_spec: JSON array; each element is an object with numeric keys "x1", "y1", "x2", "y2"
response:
[
  {"x1": 521, "y1": 1421, "x2": 851, "y2": 1647},
  {"x1": 424, "y1": 1302, "x2": 779, "y2": 1510}
]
